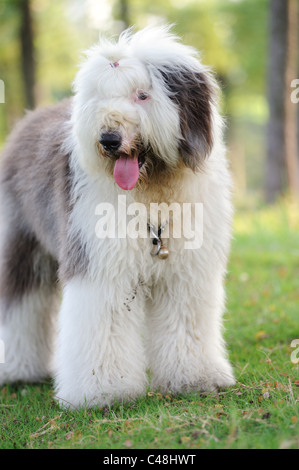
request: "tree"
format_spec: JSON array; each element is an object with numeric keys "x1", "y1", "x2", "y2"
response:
[
  {"x1": 19, "y1": 0, "x2": 35, "y2": 109},
  {"x1": 115, "y1": 0, "x2": 130, "y2": 31},
  {"x1": 265, "y1": 0, "x2": 288, "y2": 203},
  {"x1": 285, "y1": 0, "x2": 299, "y2": 197},
  {"x1": 265, "y1": 0, "x2": 299, "y2": 203}
]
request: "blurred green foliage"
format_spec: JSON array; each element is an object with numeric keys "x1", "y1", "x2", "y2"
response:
[{"x1": 0, "y1": 0, "x2": 270, "y2": 194}]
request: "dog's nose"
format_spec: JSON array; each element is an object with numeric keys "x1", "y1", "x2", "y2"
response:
[{"x1": 99, "y1": 132, "x2": 122, "y2": 152}]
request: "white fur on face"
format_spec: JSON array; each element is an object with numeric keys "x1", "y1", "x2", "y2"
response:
[{"x1": 71, "y1": 25, "x2": 213, "y2": 175}]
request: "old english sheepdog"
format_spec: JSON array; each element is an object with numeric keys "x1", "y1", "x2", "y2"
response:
[{"x1": 0, "y1": 25, "x2": 235, "y2": 408}]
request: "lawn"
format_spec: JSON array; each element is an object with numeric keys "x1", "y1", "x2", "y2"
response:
[{"x1": 0, "y1": 200, "x2": 298, "y2": 450}]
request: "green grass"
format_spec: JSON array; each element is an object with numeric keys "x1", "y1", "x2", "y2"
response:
[{"x1": 0, "y1": 200, "x2": 298, "y2": 449}]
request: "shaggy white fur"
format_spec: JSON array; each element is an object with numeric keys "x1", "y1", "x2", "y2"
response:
[{"x1": 0, "y1": 25, "x2": 235, "y2": 408}]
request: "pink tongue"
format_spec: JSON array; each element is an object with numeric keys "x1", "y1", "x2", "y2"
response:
[{"x1": 113, "y1": 156, "x2": 139, "y2": 190}]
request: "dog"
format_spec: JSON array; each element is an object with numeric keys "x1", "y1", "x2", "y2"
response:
[{"x1": 0, "y1": 25, "x2": 235, "y2": 408}]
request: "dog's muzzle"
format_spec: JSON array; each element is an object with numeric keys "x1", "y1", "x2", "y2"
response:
[
  {"x1": 99, "y1": 132, "x2": 147, "y2": 191},
  {"x1": 99, "y1": 132, "x2": 122, "y2": 152}
]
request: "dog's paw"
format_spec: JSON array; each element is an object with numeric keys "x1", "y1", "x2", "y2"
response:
[
  {"x1": 151, "y1": 359, "x2": 235, "y2": 395},
  {"x1": 209, "y1": 368, "x2": 236, "y2": 391},
  {"x1": 54, "y1": 388, "x2": 144, "y2": 409},
  {"x1": 200, "y1": 359, "x2": 236, "y2": 392},
  {"x1": 54, "y1": 374, "x2": 148, "y2": 409}
]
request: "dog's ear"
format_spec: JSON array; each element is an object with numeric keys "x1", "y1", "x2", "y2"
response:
[{"x1": 161, "y1": 68, "x2": 216, "y2": 171}]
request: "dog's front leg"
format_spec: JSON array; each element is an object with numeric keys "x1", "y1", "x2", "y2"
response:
[
  {"x1": 54, "y1": 276, "x2": 147, "y2": 408},
  {"x1": 146, "y1": 270, "x2": 235, "y2": 395}
]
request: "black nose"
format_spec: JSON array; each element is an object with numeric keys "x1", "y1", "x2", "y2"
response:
[{"x1": 99, "y1": 132, "x2": 122, "y2": 152}]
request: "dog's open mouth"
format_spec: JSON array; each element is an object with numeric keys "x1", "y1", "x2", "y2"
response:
[{"x1": 113, "y1": 154, "x2": 145, "y2": 190}]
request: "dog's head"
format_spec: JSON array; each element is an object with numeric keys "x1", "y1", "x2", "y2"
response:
[{"x1": 72, "y1": 25, "x2": 219, "y2": 190}]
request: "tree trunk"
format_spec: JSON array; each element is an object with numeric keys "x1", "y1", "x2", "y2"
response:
[
  {"x1": 118, "y1": 0, "x2": 130, "y2": 30},
  {"x1": 19, "y1": 0, "x2": 35, "y2": 109},
  {"x1": 265, "y1": 0, "x2": 288, "y2": 203},
  {"x1": 285, "y1": 0, "x2": 299, "y2": 197}
]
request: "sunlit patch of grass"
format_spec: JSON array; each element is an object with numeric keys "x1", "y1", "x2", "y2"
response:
[{"x1": 234, "y1": 196, "x2": 299, "y2": 236}]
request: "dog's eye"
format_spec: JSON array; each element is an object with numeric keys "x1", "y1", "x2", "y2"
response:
[{"x1": 136, "y1": 90, "x2": 150, "y2": 102}]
